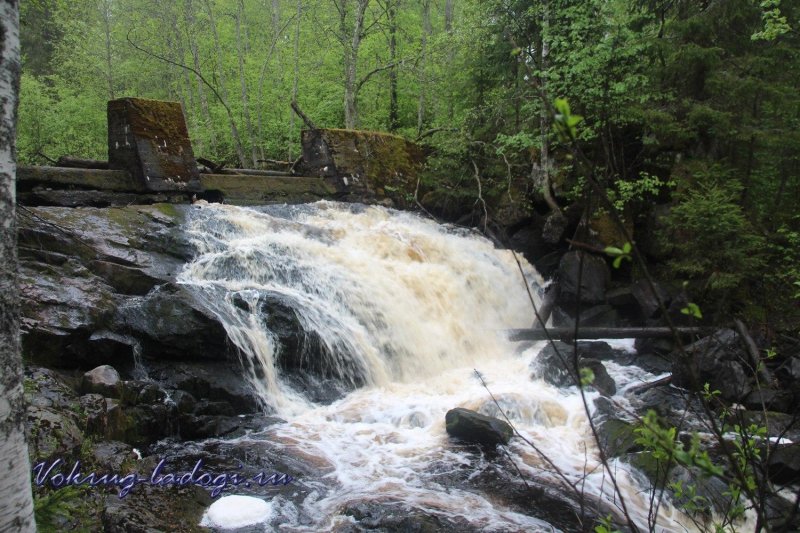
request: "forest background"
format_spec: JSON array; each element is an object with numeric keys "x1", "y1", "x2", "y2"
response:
[{"x1": 17, "y1": 0, "x2": 800, "y2": 330}]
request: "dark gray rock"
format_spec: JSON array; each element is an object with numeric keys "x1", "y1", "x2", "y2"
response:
[
  {"x1": 445, "y1": 407, "x2": 513, "y2": 446},
  {"x1": 768, "y1": 443, "x2": 800, "y2": 484},
  {"x1": 557, "y1": 251, "x2": 609, "y2": 304},
  {"x1": 80, "y1": 393, "x2": 109, "y2": 435},
  {"x1": 531, "y1": 341, "x2": 617, "y2": 396},
  {"x1": 596, "y1": 418, "x2": 640, "y2": 457},
  {"x1": 148, "y1": 360, "x2": 260, "y2": 414},
  {"x1": 551, "y1": 304, "x2": 618, "y2": 328},
  {"x1": 91, "y1": 440, "x2": 137, "y2": 471},
  {"x1": 744, "y1": 388, "x2": 792, "y2": 413},
  {"x1": 82, "y1": 365, "x2": 123, "y2": 398},
  {"x1": 119, "y1": 284, "x2": 230, "y2": 361},
  {"x1": 170, "y1": 390, "x2": 197, "y2": 414},
  {"x1": 26, "y1": 406, "x2": 84, "y2": 461},
  {"x1": 671, "y1": 329, "x2": 753, "y2": 402},
  {"x1": 630, "y1": 280, "x2": 669, "y2": 319}
]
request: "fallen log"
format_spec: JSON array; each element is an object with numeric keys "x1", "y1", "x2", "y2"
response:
[
  {"x1": 199, "y1": 168, "x2": 292, "y2": 177},
  {"x1": 56, "y1": 156, "x2": 109, "y2": 169},
  {"x1": 507, "y1": 327, "x2": 714, "y2": 342}
]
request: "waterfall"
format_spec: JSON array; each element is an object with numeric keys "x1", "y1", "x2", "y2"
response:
[{"x1": 177, "y1": 201, "x2": 699, "y2": 532}]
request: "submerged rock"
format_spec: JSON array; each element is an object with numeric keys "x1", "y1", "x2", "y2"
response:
[{"x1": 445, "y1": 407, "x2": 513, "y2": 446}]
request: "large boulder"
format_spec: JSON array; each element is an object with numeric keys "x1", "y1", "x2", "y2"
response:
[
  {"x1": 671, "y1": 329, "x2": 753, "y2": 402},
  {"x1": 445, "y1": 407, "x2": 514, "y2": 446},
  {"x1": 557, "y1": 251, "x2": 609, "y2": 304},
  {"x1": 81, "y1": 365, "x2": 123, "y2": 398}
]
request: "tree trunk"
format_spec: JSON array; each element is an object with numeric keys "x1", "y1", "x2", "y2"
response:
[
  {"x1": 0, "y1": 3, "x2": 36, "y2": 531},
  {"x1": 101, "y1": 0, "x2": 115, "y2": 99},
  {"x1": 289, "y1": 0, "x2": 302, "y2": 161},
  {"x1": 531, "y1": 1, "x2": 560, "y2": 215},
  {"x1": 235, "y1": 0, "x2": 258, "y2": 168},
  {"x1": 343, "y1": 0, "x2": 369, "y2": 129},
  {"x1": 204, "y1": 0, "x2": 247, "y2": 167},
  {"x1": 417, "y1": 0, "x2": 431, "y2": 136},
  {"x1": 388, "y1": 1, "x2": 399, "y2": 132},
  {"x1": 185, "y1": 0, "x2": 217, "y2": 155}
]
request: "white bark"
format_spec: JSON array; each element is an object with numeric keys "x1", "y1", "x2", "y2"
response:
[
  {"x1": 0, "y1": 2, "x2": 36, "y2": 530},
  {"x1": 342, "y1": 0, "x2": 369, "y2": 129}
]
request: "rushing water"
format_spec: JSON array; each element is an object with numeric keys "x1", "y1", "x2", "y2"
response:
[{"x1": 177, "y1": 201, "x2": 695, "y2": 532}]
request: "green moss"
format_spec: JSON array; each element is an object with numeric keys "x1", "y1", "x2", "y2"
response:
[{"x1": 152, "y1": 203, "x2": 179, "y2": 218}]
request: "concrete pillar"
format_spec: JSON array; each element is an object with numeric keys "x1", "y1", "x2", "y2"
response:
[{"x1": 108, "y1": 98, "x2": 201, "y2": 192}]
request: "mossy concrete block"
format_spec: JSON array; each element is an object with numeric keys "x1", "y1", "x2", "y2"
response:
[
  {"x1": 108, "y1": 97, "x2": 201, "y2": 192},
  {"x1": 300, "y1": 128, "x2": 426, "y2": 205}
]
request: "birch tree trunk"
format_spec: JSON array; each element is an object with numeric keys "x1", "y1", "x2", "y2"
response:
[
  {"x1": 235, "y1": 0, "x2": 257, "y2": 167},
  {"x1": 0, "y1": 2, "x2": 36, "y2": 530},
  {"x1": 531, "y1": 1, "x2": 560, "y2": 216},
  {"x1": 342, "y1": 0, "x2": 369, "y2": 129},
  {"x1": 387, "y1": 0, "x2": 399, "y2": 131},
  {"x1": 289, "y1": 0, "x2": 302, "y2": 161},
  {"x1": 186, "y1": 0, "x2": 217, "y2": 154},
  {"x1": 101, "y1": 0, "x2": 115, "y2": 99},
  {"x1": 204, "y1": 0, "x2": 247, "y2": 167},
  {"x1": 416, "y1": 0, "x2": 431, "y2": 136}
]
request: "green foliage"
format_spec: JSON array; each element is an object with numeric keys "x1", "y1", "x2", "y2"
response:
[
  {"x1": 604, "y1": 242, "x2": 632, "y2": 269},
  {"x1": 607, "y1": 172, "x2": 674, "y2": 215},
  {"x1": 579, "y1": 366, "x2": 595, "y2": 387},
  {"x1": 681, "y1": 302, "x2": 703, "y2": 319},
  {"x1": 553, "y1": 98, "x2": 583, "y2": 141},
  {"x1": 752, "y1": 0, "x2": 792, "y2": 41},
  {"x1": 663, "y1": 176, "x2": 767, "y2": 297},
  {"x1": 34, "y1": 486, "x2": 91, "y2": 531}
]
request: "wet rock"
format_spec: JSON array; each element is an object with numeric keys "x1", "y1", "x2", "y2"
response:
[
  {"x1": 768, "y1": 443, "x2": 800, "y2": 484},
  {"x1": 26, "y1": 406, "x2": 84, "y2": 461},
  {"x1": 531, "y1": 341, "x2": 616, "y2": 396},
  {"x1": 630, "y1": 280, "x2": 669, "y2": 319},
  {"x1": 102, "y1": 482, "x2": 210, "y2": 533},
  {"x1": 671, "y1": 329, "x2": 753, "y2": 402},
  {"x1": 88, "y1": 259, "x2": 161, "y2": 296},
  {"x1": 743, "y1": 388, "x2": 792, "y2": 413},
  {"x1": 105, "y1": 399, "x2": 177, "y2": 447},
  {"x1": 82, "y1": 365, "x2": 123, "y2": 398},
  {"x1": 557, "y1": 251, "x2": 609, "y2": 304},
  {"x1": 551, "y1": 304, "x2": 619, "y2": 328},
  {"x1": 119, "y1": 381, "x2": 168, "y2": 406},
  {"x1": 508, "y1": 216, "x2": 558, "y2": 267},
  {"x1": 179, "y1": 413, "x2": 273, "y2": 441},
  {"x1": 148, "y1": 360, "x2": 260, "y2": 414},
  {"x1": 669, "y1": 465, "x2": 731, "y2": 515},
  {"x1": 80, "y1": 393, "x2": 109, "y2": 435},
  {"x1": 119, "y1": 284, "x2": 230, "y2": 361},
  {"x1": 596, "y1": 418, "x2": 640, "y2": 457},
  {"x1": 629, "y1": 386, "x2": 707, "y2": 434},
  {"x1": 341, "y1": 502, "x2": 477, "y2": 532},
  {"x1": 445, "y1": 407, "x2": 513, "y2": 446},
  {"x1": 533, "y1": 250, "x2": 563, "y2": 279},
  {"x1": 170, "y1": 390, "x2": 197, "y2": 414},
  {"x1": 91, "y1": 440, "x2": 137, "y2": 472},
  {"x1": 23, "y1": 367, "x2": 79, "y2": 410}
]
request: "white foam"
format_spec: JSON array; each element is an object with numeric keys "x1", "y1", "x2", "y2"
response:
[{"x1": 200, "y1": 495, "x2": 273, "y2": 529}]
